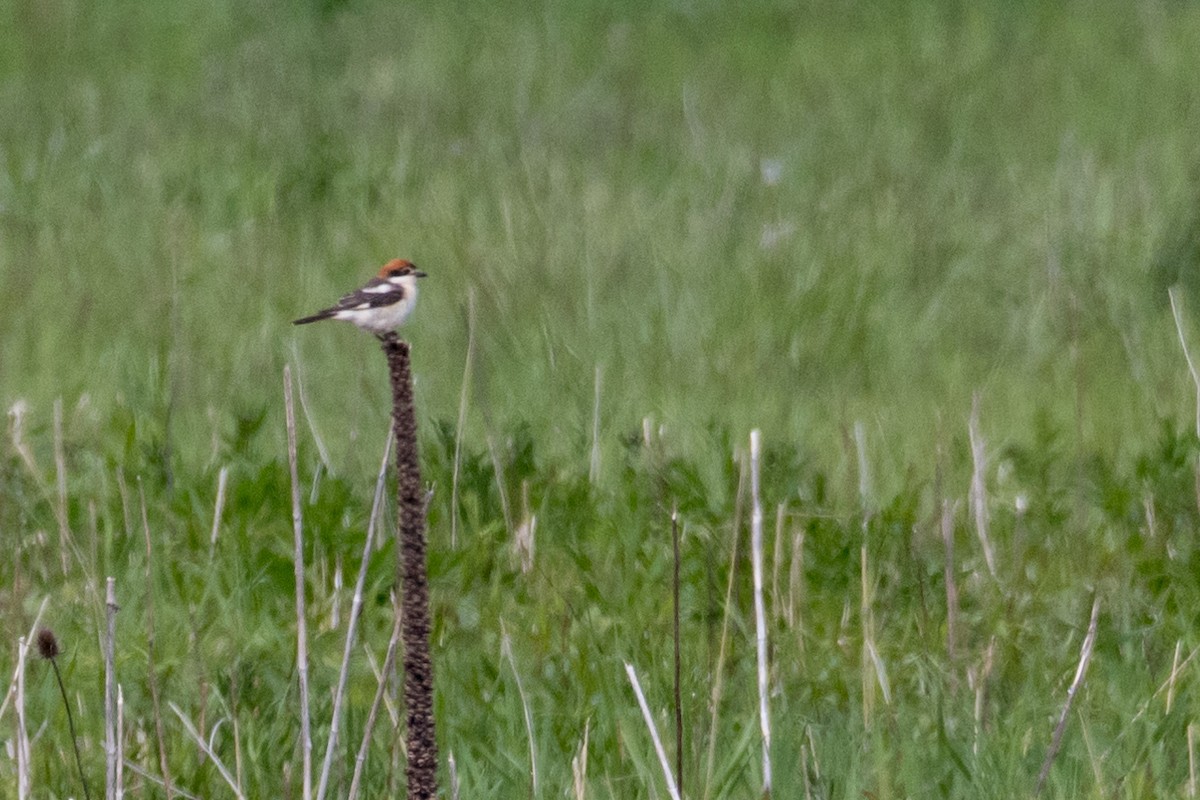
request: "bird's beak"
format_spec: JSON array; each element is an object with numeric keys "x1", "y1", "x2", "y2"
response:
[{"x1": 414, "y1": 270, "x2": 428, "y2": 278}]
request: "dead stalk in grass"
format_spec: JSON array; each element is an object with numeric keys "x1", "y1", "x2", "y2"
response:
[
  {"x1": 671, "y1": 505, "x2": 683, "y2": 798},
  {"x1": 0, "y1": 597, "x2": 49, "y2": 726},
  {"x1": 589, "y1": 364, "x2": 602, "y2": 485},
  {"x1": 284, "y1": 365, "x2": 313, "y2": 800},
  {"x1": 16, "y1": 635, "x2": 30, "y2": 800},
  {"x1": 941, "y1": 499, "x2": 960, "y2": 663},
  {"x1": 139, "y1": 482, "x2": 174, "y2": 799},
  {"x1": 501, "y1": 621, "x2": 539, "y2": 797},
  {"x1": 749, "y1": 430, "x2": 773, "y2": 794},
  {"x1": 968, "y1": 394, "x2": 997, "y2": 578},
  {"x1": 1035, "y1": 597, "x2": 1100, "y2": 796},
  {"x1": 1169, "y1": 287, "x2": 1200, "y2": 440},
  {"x1": 105, "y1": 578, "x2": 119, "y2": 800},
  {"x1": 451, "y1": 288, "x2": 477, "y2": 547},
  {"x1": 625, "y1": 662, "x2": 683, "y2": 800},
  {"x1": 1167, "y1": 639, "x2": 1183, "y2": 713},
  {"x1": 571, "y1": 718, "x2": 591, "y2": 800},
  {"x1": 54, "y1": 397, "x2": 70, "y2": 575},
  {"x1": 347, "y1": 595, "x2": 404, "y2": 800},
  {"x1": 316, "y1": 430, "x2": 393, "y2": 800},
  {"x1": 702, "y1": 446, "x2": 747, "y2": 800},
  {"x1": 208, "y1": 466, "x2": 229, "y2": 560},
  {"x1": 169, "y1": 703, "x2": 246, "y2": 800}
]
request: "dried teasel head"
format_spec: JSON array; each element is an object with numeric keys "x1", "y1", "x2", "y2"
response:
[{"x1": 35, "y1": 628, "x2": 61, "y2": 660}]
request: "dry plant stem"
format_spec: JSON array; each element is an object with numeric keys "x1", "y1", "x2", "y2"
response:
[
  {"x1": 284, "y1": 365, "x2": 313, "y2": 800},
  {"x1": 139, "y1": 482, "x2": 175, "y2": 799},
  {"x1": 571, "y1": 719, "x2": 590, "y2": 800},
  {"x1": 589, "y1": 364, "x2": 602, "y2": 484},
  {"x1": 16, "y1": 636, "x2": 30, "y2": 800},
  {"x1": 702, "y1": 448, "x2": 747, "y2": 800},
  {"x1": 169, "y1": 703, "x2": 246, "y2": 800},
  {"x1": 501, "y1": 622, "x2": 539, "y2": 796},
  {"x1": 380, "y1": 334, "x2": 438, "y2": 800},
  {"x1": 1168, "y1": 287, "x2": 1200, "y2": 439},
  {"x1": 116, "y1": 685, "x2": 124, "y2": 800},
  {"x1": 1167, "y1": 639, "x2": 1183, "y2": 713},
  {"x1": 316, "y1": 430, "x2": 394, "y2": 800},
  {"x1": 749, "y1": 430, "x2": 773, "y2": 794},
  {"x1": 347, "y1": 597, "x2": 405, "y2": 800},
  {"x1": 54, "y1": 397, "x2": 70, "y2": 576},
  {"x1": 105, "y1": 577, "x2": 119, "y2": 800},
  {"x1": 671, "y1": 506, "x2": 683, "y2": 797},
  {"x1": 1188, "y1": 722, "x2": 1197, "y2": 798},
  {"x1": 0, "y1": 597, "x2": 49, "y2": 726},
  {"x1": 451, "y1": 287, "x2": 476, "y2": 547},
  {"x1": 624, "y1": 662, "x2": 683, "y2": 800},
  {"x1": 968, "y1": 394, "x2": 998, "y2": 578},
  {"x1": 771, "y1": 502, "x2": 785, "y2": 622},
  {"x1": 1035, "y1": 597, "x2": 1101, "y2": 796},
  {"x1": 121, "y1": 762, "x2": 200, "y2": 800},
  {"x1": 941, "y1": 500, "x2": 960, "y2": 663},
  {"x1": 208, "y1": 466, "x2": 229, "y2": 559}
]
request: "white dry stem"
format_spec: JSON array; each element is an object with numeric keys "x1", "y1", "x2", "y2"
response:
[
  {"x1": 347, "y1": 597, "x2": 404, "y2": 800},
  {"x1": 289, "y1": 347, "x2": 332, "y2": 471},
  {"x1": 589, "y1": 365, "x2": 602, "y2": 485},
  {"x1": 749, "y1": 430, "x2": 773, "y2": 793},
  {"x1": 968, "y1": 394, "x2": 998, "y2": 578},
  {"x1": 362, "y1": 643, "x2": 400, "y2": 729},
  {"x1": 284, "y1": 365, "x2": 313, "y2": 800},
  {"x1": 702, "y1": 448, "x2": 747, "y2": 800},
  {"x1": 942, "y1": 499, "x2": 960, "y2": 662},
  {"x1": 315, "y1": 430, "x2": 393, "y2": 800},
  {"x1": 787, "y1": 525, "x2": 805, "y2": 633},
  {"x1": 514, "y1": 481, "x2": 536, "y2": 574},
  {"x1": 1169, "y1": 287, "x2": 1200, "y2": 440},
  {"x1": 8, "y1": 400, "x2": 47, "y2": 491},
  {"x1": 169, "y1": 703, "x2": 246, "y2": 800},
  {"x1": 571, "y1": 718, "x2": 591, "y2": 800},
  {"x1": 969, "y1": 637, "x2": 996, "y2": 757},
  {"x1": 451, "y1": 287, "x2": 477, "y2": 547},
  {"x1": 16, "y1": 636, "x2": 30, "y2": 800},
  {"x1": 501, "y1": 622, "x2": 539, "y2": 797},
  {"x1": 624, "y1": 663, "x2": 682, "y2": 800},
  {"x1": 448, "y1": 751, "x2": 460, "y2": 800},
  {"x1": 854, "y1": 421, "x2": 872, "y2": 523},
  {"x1": 1035, "y1": 597, "x2": 1101, "y2": 796},
  {"x1": 771, "y1": 502, "x2": 785, "y2": 622},
  {"x1": 486, "y1": 433, "x2": 515, "y2": 535},
  {"x1": 116, "y1": 684, "x2": 125, "y2": 800},
  {"x1": 0, "y1": 597, "x2": 49, "y2": 727},
  {"x1": 1189, "y1": 722, "x2": 1197, "y2": 798},
  {"x1": 861, "y1": 545, "x2": 877, "y2": 729},
  {"x1": 54, "y1": 397, "x2": 71, "y2": 576},
  {"x1": 121, "y1": 762, "x2": 200, "y2": 800},
  {"x1": 208, "y1": 466, "x2": 229, "y2": 560},
  {"x1": 1167, "y1": 639, "x2": 1183, "y2": 713},
  {"x1": 105, "y1": 577, "x2": 119, "y2": 800}
]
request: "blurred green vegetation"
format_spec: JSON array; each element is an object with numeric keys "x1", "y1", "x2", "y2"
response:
[{"x1": 3, "y1": 0, "x2": 1200, "y2": 797}]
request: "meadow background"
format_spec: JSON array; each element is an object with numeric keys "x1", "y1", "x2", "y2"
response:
[{"x1": 3, "y1": 0, "x2": 1200, "y2": 797}]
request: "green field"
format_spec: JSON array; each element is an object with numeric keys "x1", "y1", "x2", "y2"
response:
[{"x1": 4, "y1": 0, "x2": 1200, "y2": 797}]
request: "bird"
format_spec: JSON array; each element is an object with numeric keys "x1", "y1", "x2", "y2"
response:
[{"x1": 294, "y1": 259, "x2": 427, "y2": 336}]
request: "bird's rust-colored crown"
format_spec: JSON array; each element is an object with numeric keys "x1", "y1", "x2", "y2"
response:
[{"x1": 378, "y1": 258, "x2": 417, "y2": 278}]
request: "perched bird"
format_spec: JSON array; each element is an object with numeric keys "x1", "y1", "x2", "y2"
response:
[{"x1": 294, "y1": 259, "x2": 427, "y2": 335}]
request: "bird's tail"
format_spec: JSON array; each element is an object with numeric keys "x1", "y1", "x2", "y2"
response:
[{"x1": 293, "y1": 309, "x2": 335, "y2": 325}]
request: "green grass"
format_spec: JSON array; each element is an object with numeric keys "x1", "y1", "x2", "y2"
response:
[{"x1": 4, "y1": 0, "x2": 1200, "y2": 797}]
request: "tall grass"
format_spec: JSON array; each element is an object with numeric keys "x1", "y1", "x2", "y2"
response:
[{"x1": 4, "y1": 0, "x2": 1200, "y2": 797}]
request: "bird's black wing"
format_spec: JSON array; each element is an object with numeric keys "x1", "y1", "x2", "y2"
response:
[{"x1": 336, "y1": 279, "x2": 407, "y2": 309}]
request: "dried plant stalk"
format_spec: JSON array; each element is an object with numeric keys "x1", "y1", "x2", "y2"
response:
[{"x1": 380, "y1": 334, "x2": 438, "y2": 799}]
